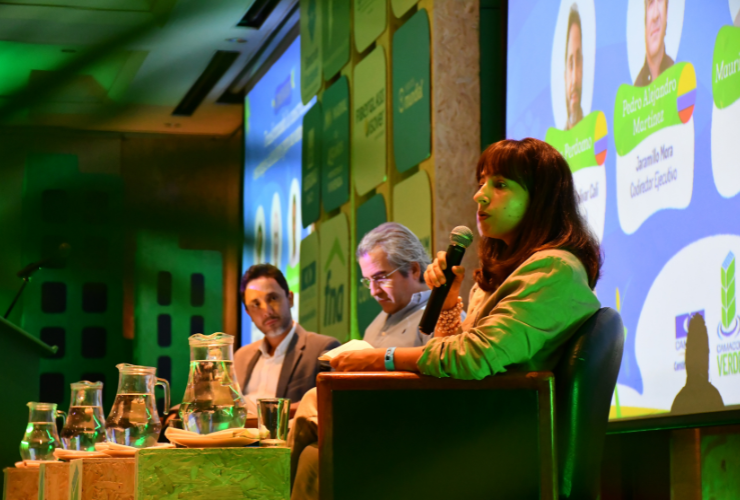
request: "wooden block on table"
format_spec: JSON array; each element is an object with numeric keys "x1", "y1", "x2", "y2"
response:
[
  {"x1": 135, "y1": 447, "x2": 290, "y2": 500},
  {"x1": 3, "y1": 467, "x2": 39, "y2": 500},
  {"x1": 39, "y1": 462, "x2": 69, "y2": 500},
  {"x1": 69, "y1": 458, "x2": 135, "y2": 500}
]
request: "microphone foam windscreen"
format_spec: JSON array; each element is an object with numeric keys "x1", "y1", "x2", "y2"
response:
[{"x1": 450, "y1": 226, "x2": 474, "y2": 248}]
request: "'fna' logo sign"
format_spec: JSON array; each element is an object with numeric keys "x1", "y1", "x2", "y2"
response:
[
  {"x1": 323, "y1": 270, "x2": 344, "y2": 326},
  {"x1": 717, "y1": 252, "x2": 740, "y2": 376}
]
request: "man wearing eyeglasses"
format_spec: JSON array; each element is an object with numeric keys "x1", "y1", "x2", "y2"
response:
[
  {"x1": 357, "y1": 222, "x2": 435, "y2": 348},
  {"x1": 289, "y1": 223, "x2": 462, "y2": 499}
]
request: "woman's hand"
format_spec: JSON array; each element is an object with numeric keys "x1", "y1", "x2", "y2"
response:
[
  {"x1": 424, "y1": 251, "x2": 465, "y2": 310},
  {"x1": 330, "y1": 349, "x2": 385, "y2": 372}
]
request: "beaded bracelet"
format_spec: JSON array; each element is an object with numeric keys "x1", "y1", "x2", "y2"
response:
[{"x1": 435, "y1": 297, "x2": 463, "y2": 336}]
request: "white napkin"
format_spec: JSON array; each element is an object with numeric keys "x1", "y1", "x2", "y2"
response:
[
  {"x1": 52, "y1": 449, "x2": 110, "y2": 460},
  {"x1": 165, "y1": 427, "x2": 266, "y2": 441},
  {"x1": 318, "y1": 339, "x2": 374, "y2": 361},
  {"x1": 95, "y1": 442, "x2": 174, "y2": 451}
]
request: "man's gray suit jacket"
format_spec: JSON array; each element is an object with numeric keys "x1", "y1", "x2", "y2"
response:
[{"x1": 234, "y1": 323, "x2": 341, "y2": 403}]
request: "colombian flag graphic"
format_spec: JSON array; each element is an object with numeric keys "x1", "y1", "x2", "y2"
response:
[
  {"x1": 594, "y1": 111, "x2": 608, "y2": 166},
  {"x1": 677, "y1": 63, "x2": 697, "y2": 124}
]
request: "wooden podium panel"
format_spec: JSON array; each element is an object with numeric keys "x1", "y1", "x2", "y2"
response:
[{"x1": 318, "y1": 372, "x2": 556, "y2": 500}]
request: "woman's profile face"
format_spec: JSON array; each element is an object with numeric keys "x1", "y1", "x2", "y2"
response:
[{"x1": 474, "y1": 174, "x2": 530, "y2": 244}]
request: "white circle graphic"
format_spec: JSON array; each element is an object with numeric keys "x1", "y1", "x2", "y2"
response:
[
  {"x1": 253, "y1": 206, "x2": 266, "y2": 265},
  {"x1": 288, "y1": 178, "x2": 302, "y2": 268},
  {"x1": 626, "y1": 0, "x2": 685, "y2": 84},
  {"x1": 270, "y1": 192, "x2": 282, "y2": 266},
  {"x1": 631, "y1": 235, "x2": 740, "y2": 411},
  {"x1": 551, "y1": 0, "x2": 596, "y2": 129}
]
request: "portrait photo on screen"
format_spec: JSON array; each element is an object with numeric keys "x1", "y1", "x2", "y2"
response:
[
  {"x1": 626, "y1": 0, "x2": 685, "y2": 86},
  {"x1": 550, "y1": 0, "x2": 596, "y2": 131}
]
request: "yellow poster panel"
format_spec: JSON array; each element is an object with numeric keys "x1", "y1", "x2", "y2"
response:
[
  {"x1": 354, "y1": 0, "x2": 386, "y2": 52},
  {"x1": 392, "y1": 170, "x2": 432, "y2": 255},
  {"x1": 298, "y1": 231, "x2": 320, "y2": 333},
  {"x1": 352, "y1": 46, "x2": 387, "y2": 196}
]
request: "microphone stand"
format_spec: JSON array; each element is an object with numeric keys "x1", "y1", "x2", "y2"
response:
[{"x1": 4, "y1": 277, "x2": 29, "y2": 319}]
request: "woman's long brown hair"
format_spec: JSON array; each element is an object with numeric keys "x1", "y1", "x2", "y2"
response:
[{"x1": 473, "y1": 138, "x2": 602, "y2": 292}]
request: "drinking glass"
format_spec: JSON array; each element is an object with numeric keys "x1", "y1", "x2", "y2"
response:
[{"x1": 257, "y1": 398, "x2": 290, "y2": 447}]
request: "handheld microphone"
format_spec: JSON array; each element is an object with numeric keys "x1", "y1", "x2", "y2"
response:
[
  {"x1": 17, "y1": 243, "x2": 71, "y2": 279},
  {"x1": 418, "y1": 226, "x2": 474, "y2": 334}
]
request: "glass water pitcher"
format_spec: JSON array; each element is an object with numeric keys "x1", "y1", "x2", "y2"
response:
[
  {"x1": 105, "y1": 364, "x2": 170, "y2": 448},
  {"x1": 180, "y1": 333, "x2": 247, "y2": 434},
  {"x1": 20, "y1": 402, "x2": 65, "y2": 461},
  {"x1": 60, "y1": 381, "x2": 106, "y2": 451}
]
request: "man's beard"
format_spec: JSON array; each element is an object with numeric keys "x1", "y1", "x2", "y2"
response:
[{"x1": 262, "y1": 318, "x2": 291, "y2": 338}]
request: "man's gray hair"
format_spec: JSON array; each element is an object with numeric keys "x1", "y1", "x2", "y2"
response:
[{"x1": 356, "y1": 222, "x2": 431, "y2": 282}]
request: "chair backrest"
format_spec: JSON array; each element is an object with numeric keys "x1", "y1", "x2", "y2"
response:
[{"x1": 554, "y1": 307, "x2": 624, "y2": 499}]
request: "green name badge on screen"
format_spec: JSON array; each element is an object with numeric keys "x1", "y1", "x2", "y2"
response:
[
  {"x1": 713, "y1": 26, "x2": 740, "y2": 110},
  {"x1": 613, "y1": 62, "x2": 696, "y2": 156},
  {"x1": 545, "y1": 111, "x2": 609, "y2": 241},
  {"x1": 612, "y1": 63, "x2": 696, "y2": 235},
  {"x1": 711, "y1": 24, "x2": 740, "y2": 199},
  {"x1": 545, "y1": 111, "x2": 609, "y2": 173}
]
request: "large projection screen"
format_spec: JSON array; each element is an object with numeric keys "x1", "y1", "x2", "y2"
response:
[
  {"x1": 242, "y1": 36, "x2": 314, "y2": 346},
  {"x1": 506, "y1": 0, "x2": 740, "y2": 425}
]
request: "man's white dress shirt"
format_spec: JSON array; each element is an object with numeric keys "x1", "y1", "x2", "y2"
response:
[{"x1": 244, "y1": 322, "x2": 297, "y2": 405}]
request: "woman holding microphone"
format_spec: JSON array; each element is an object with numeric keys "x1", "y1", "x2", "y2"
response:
[{"x1": 331, "y1": 138, "x2": 601, "y2": 377}]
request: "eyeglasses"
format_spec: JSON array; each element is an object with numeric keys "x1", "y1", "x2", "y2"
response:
[{"x1": 360, "y1": 267, "x2": 401, "y2": 289}]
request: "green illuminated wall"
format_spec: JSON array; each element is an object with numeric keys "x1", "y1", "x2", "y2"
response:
[
  {"x1": 0, "y1": 131, "x2": 239, "y2": 422},
  {"x1": 134, "y1": 232, "x2": 223, "y2": 410},
  {"x1": 21, "y1": 152, "x2": 130, "y2": 411}
]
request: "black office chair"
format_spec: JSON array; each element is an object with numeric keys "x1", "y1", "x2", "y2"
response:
[{"x1": 554, "y1": 307, "x2": 624, "y2": 499}]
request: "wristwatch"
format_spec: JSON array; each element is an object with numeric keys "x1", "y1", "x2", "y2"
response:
[{"x1": 384, "y1": 347, "x2": 397, "y2": 371}]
